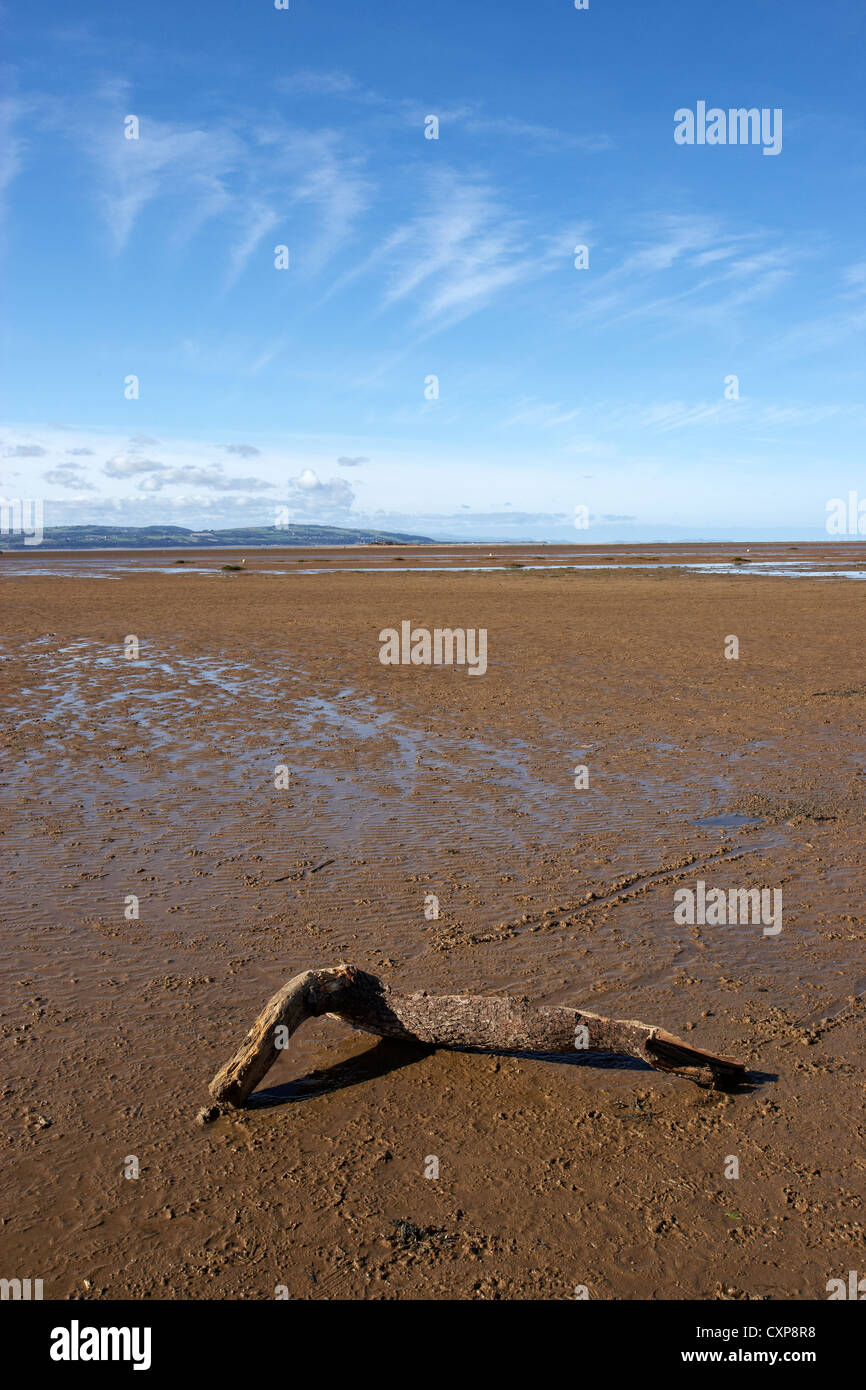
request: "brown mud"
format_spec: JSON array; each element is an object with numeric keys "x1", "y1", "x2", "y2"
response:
[{"x1": 1, "y1": 544, "x2": 864, "y2": 1299}]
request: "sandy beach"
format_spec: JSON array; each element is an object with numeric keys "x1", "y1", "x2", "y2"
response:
[{"x1": 2, "y1": 545, "x2": 865, "y2": 1300}]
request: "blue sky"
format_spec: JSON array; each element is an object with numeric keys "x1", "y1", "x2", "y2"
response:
[{"x1": 2, "y1": 0, "x2": 864, "y2": 541}]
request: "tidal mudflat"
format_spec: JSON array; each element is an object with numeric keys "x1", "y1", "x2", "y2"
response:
[{"x1": 1, "y1": 546, "x2": 864, "y2": 1299}]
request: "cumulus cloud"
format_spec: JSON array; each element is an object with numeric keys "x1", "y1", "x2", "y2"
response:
[
  {"x1": 337, "y1": 455, "x2": 368, "y2": 468},
  {"x1": 103, "y1": 453, "x2": 275, "y2": 493},
  {"x1": 287, "y1": 468, "x2": 355, "y2": 512},
  {"x1": 4, "y1": 444, "x2": 46, "y2": 457},
  {"x1": 139, "y1": 464, "x2": 274, "y2": 493},
  {"x1": 104, "y1": 454, "x2": 164, "y2": 477},
  {"x1": 66, "y1": 447, "x2": 95, "y2": 456},
  {"x1": 43, "y1": 466, "x2": 96, "y2": 490}
]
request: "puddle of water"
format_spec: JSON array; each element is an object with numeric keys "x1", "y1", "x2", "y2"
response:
[
  {"x1": 0, "y1": 570, "x2": 124, "y2": 579},
  {"x1": 2, "y1": 637, "x2": 763, "y2": 847},
  {"x1": 5, "y1": 559, "x2": 866, "y2": 580},
  {"x1": 2, "y1": 630, "x2": 815, "y2": 1016},
  {"x1": 289, "y1": 564, "x2": 866, "y2": 579},
  {"x1": 676, "y1": 565, "x2": 866, "y2": 580},
  {"x1": 692, "y1": 813, "x2": 764, "y2": 829}
]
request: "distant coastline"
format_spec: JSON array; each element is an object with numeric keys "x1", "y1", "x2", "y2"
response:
[{"x1": 0, "y1": 523, "x2": 434, "y2": 550}]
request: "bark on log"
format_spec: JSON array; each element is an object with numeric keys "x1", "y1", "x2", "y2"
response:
[{"x1": 208, "y1": 965, "x2": 748, "y2": 1109}]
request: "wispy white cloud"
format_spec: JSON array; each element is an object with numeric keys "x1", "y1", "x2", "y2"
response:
[
  {"x1": 461, "y1": 115, "x2": 612, "y2": 152},
  {"x1": 348, "y1": 170, "x2": 586, "y2": 331},
  {"x1": 566, "y1": 215, "x2": 796, "y2": 338},
  {"x1": 224, "y1": 201, "x2": 281, "y2": 290},
  {"x1": 769, "y1": 259, "x2": 866, "y2": 358},
  {"x1": 641, "y1": 398, "x2": 860, "y2": 434},
  {"x1": 503, "y1": 400, "x2": 582, "y2": 429},
  {"x1": 43, "y1": 86, "x2": 371, "y2": 281},
  {"x1": 275, "y1": 70, "x2": 612, "y2": 150},
  {"x1": 252, "y1": 125, "x2": 373, "y2": 275},
  {"x1": 82, "y1": 100, "x2": 243, "y2": 252},
  {"x1": 0, "y1": 96, "x2": 30, "y2": 207}
]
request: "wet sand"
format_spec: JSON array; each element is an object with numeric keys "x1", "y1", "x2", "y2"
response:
[
  {"x1": 1, "y1": 545, "x2": 865, "y2": 1299},
  {"x1": 6, "y1": 538, "x2": 866, "y2": 577}
]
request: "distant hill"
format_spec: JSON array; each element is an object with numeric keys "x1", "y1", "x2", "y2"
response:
[{"x1": 0, "y1": 523, "x2": 433, "y2": 550}]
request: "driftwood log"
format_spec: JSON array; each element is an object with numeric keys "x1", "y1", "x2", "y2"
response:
[{"x1": 207, "y1": 965, "x2": 747, "y2": 1109}]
